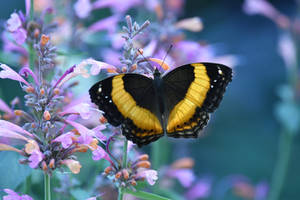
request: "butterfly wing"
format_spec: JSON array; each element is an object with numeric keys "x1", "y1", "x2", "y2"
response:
[
  {"x1": 162, "y1": 63, "x2": 232, "y2": 138},
  {"x1": 89, "y1": 74, "x2": 163, "y2": 147}
]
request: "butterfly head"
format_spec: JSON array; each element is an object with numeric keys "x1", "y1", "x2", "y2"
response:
[{"x1": 153, "y1": 67, "x2": 161, "y2": 78}]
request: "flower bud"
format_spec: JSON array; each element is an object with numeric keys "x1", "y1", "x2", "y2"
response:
[
  {"x1": 40, "y1": 88, "x2": 45, "y2": 95},
  {"x1": 25, "y1": 86, "x2": 35, "y2": 93},
  {"x1": 130, "y1": 64, "x2": 137, "y2": 71},
  {"x1": 171, "y1": 157, "x2": 194, "y2": 169},
  {"x1": 89, "y1": 139, "x2": 98, "y2": 150},
  {"x1": 137, "y1": 154, "x2": 149, "y2": 161},
  {"x1": 115, "y1": 171, "x2": 122, "y2": 179},
  {"x1": 49, "y1": 159, "x2": 55, "y2": 169},
  {"x1": 137, "y1": 48, "x2": 143, "y2": 55},
  {"x1": 99, "y1": 116, "x2": 107, "y2": 124},
  {"x1": 40, "y1": 34, "x2": 50, "y2": 46},
  {"x1": 53, "y1": 88, "x2": 60, "y2": 95},
  {"x1": 122, "y1": 169, "x2": 129, "y2": 180},
  {"x1": 104, "y1": 166, "x2": 113, "y2": 174},
  {"x1": 34, "y1": 28, "x2": 40, "y2": 38},
  {"x1": 136, "y1": 161, "x2": 151, "y2": 169},
  {"x1": 43, "y1": 111, "x2": 51, "y2": 121},
  {"x1": 14, "y1": 110, "x2": 23, "y2": 116},
  {"x1": 42, "y1": 161, "x2": 48, "y2": 171},
  {"x1": 130, "y1": 180, "x2": 137, "y2": 186},
  {"x1": 122, "y1": 66, "x2": 127, "y2": 73}
]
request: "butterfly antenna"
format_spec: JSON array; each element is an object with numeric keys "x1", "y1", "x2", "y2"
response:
[
  {"x1": 137, "y1": 48, "x2": 155, "y2": 71},
  {"x1": 161, "y1": 44, "x2": 173, "y2": 70}
]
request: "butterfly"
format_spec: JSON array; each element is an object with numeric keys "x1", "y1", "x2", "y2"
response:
[{"x1": 89, "y1": 63, "x2": 232, "y2": 147}]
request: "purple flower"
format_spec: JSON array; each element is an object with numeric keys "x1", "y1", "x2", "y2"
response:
[
  {"x1": 12, "y1": 28, "x2": 27, "y2": 45},
  {"x1": 25, "y1": 0, "x2": 30, "y2": 16},
  {"x1": 92, "y1": 145, "x2": 107, "y2": 160},
  {"x1": 60, "y1": 102, "x2": 92, "y2": 119},
  {"x1": 185, "y1": 178, "x2": 211, "y2": 199},
  {"x1": 93, "y1": 0, "x2": 142, "y2": 14},
  {"x1": 74, "y1": 0, "x2": 92, "y2": 19},
  {"x1": 87, "y1": 15, "x2": 119, "y2": 34},
  {"x1": 56, "y1": 58, "x2": 116, "y2": 88},
  {"x1": 19, "y1": 66, "x2": 39, "y2": 85},
  {"x1": 0, "y1": 119, "x2": 33, "y2": 137},
  {"x1": 0, "y1": 64, "x2": 31, "y2": 87},
  {"x1": 243, "y1": 0, "x2": 277, "y2": 18},
  {"x1": 0, "y1": 98, "x2": 13, "y2": 115},
  {"x1": 2, "y1": 32, "x2": 27, "y2": 55},
  {"x1": 28, "y1": 150, "x2": 44, "y2": 168},
  {"x1": 101, "y1": 49, "x2": 122, "y2": 67},
  {"x1": 3, "y1": 189, "x2": 33, "y2": 200},
  {"x1": 167, "y1": 168, "x2": 195, "y2": 187},
  {"x1": 6, "y1": 13, "x2": 22, "y2": 32},
  {"x1": 92, "y1": 125, "x2": 107, "y2": 141},
  {"x1": 255, "y1": 182, "x2": 269, "y2": 200},
  {"x1": 53, "y1": 132, "x2": 75, "y2": 149},
  {"x1": 278, "y1": 33, "x2": 297, "y2": 68},
  {"x1": 137, "y1": 169, "x2": 158, "y2": 185},
  {"x1": 65, "y1": 119, "x2": 94, "y2": 145}
]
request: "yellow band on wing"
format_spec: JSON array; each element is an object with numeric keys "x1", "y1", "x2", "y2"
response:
[
  {"x1": 167, "y1": 64, "x2": 210, "y2": 132},
  {"x1": 111, "y1": 75, "x2": 163, "y2": 135}
]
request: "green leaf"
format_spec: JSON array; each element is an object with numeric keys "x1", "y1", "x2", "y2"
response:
[
  {"x1": 124, "y1": 188, "x2": 171, "y2": 200},
  {"x1": 0, "y1": 152, "x2": 32, "y2": 189}
]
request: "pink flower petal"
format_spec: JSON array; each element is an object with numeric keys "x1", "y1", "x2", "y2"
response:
[
  {"x1": 168, "y1": 169, "x2": 195, "y2": 188},
  {"x1": 53, "y1": 132, "x2": 75, "y2": 148},
  {"x1": 137, "y1": 169, "x2": 158, "y2": 185},
  {"x1": 87, "y1": 15, "x2": 119, "y2": 34},
  {"x1": 6, "y1": 13, "x2": 22, "y2": 32},
  {"x1": 0, "y1": 120, "x2": 33, "y2": 137},
  {"x1": 65, "y1": 120, "x2": 94, "y2": 145},
  {"x1": 60, "y1": 103, "x2": 91, "y2": 119},
  {"x1": 0, "y1": 128, "x2": 29, "y2": 141},
  {"x1": 74, "y1": 0, "x2": 92, "y2": 18},
  {"x1": 0, "y1": 64, "x2": 31, "y2": 87},
  {"x1": 12, "y1": 28, "x2": 27, "y2": 45},
  {"x1": 0, "y1": 98, "x2": 13, "y2": 114},
  {"x1": 28, "y1": 150, "x2": 44, "y2": 168}
]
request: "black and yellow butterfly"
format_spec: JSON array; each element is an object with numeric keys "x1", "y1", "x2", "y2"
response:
[{"x1": 89, "y1": 63, "x2": 232, "y2": 147}]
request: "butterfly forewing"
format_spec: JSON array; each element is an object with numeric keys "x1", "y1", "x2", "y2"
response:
[
  {"x1": 89, "y1": 74, "x2": 163, "y2": 147},
  {"x1": 162, "y1": 63, "x2": 232, "y2": 138}
]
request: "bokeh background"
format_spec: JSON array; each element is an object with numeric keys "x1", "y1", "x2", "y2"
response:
[{"x1": 0, "y1": 0, "x2": 299, "y2": 199}]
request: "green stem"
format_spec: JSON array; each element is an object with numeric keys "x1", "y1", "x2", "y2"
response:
[
  {"x1": 118, "y1": 138, "x2": 128, "y2": 200},
  {"x1": 268, "y1": 130, "x2": 293, "y2": 200},
  {"x1": 44, "y1": 173, "x2": 51, "y2": 200},
  {"x1": 30, "y1": 0, "x2": 34, "y2": 21},
  {"x1": 122, "y1": 139, "x2": 128, "y2": 168},
  {"x1": 118, "y1": 188, "x2": 124, "y2": 200},
  {"x1": 29, "y1": 0, "x2": 35, "y2": 70}
]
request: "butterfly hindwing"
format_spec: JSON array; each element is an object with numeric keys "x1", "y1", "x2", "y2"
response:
[
  {"x1": 89, "y1": 74, "x2": 163, "y2": 147},
  {"x1": 163, "y1": 63, "x2": 232, "y2": 138}
]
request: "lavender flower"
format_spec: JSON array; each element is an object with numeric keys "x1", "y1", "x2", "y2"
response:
[
  {"x1": 3, "y1": 189, "x2": 33, "y2": 200},
  {"x1": 74, "y1": 0, "x2": 92, "y2": 19},
  {"x1": 7, "y1": 13, "x2": 22, "y2": 32}
]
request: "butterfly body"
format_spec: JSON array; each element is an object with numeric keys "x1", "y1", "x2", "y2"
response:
[{"x1": 89, "y1": 63, "x2": 232, "y2": 147}]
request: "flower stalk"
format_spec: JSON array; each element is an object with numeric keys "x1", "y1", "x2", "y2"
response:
[
  {"x1": 44, "y1": 173, "x2": 51, "y2": 200},
  {"x1": 118, "y1": 138, "x2": 128, "y2": 200},
  {"x1": 29, "y1": 0, "x2": 35, "y2": 70}
]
